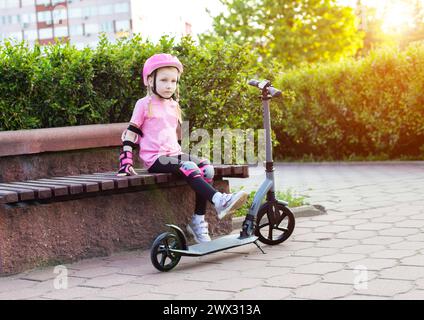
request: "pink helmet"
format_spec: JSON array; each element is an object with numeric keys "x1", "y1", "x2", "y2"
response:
[{"x1": 142, "y1": 53, "x2": 183, "y2": 86}]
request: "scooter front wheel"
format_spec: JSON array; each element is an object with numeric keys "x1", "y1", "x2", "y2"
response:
[
  {"x1": 255, "y1": 202, "x2": 295, "y2": 245},
  {"x1": 150, "y1": 232, "x2": 182, "y2": 272}
]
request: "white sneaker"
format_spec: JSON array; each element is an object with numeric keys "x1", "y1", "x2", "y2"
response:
[
  {"x1": 186, "y1": 220, "x2": 211, "y2": 243},
  {"x1": 214, "y1": 191, "x2": 249, "y2": 220}
]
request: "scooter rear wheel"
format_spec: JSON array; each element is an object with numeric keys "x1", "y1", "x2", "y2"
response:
[
  {"x1": 255, "y1": 202, "x2": 295, "y2": 245},
  {"x1": 150, "y1": 232, "x2": 182, "y2": 272}
]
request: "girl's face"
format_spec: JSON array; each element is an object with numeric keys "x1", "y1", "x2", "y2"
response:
[{"x1": 148, "y1": 67, "x2": 179, "y2": 99}]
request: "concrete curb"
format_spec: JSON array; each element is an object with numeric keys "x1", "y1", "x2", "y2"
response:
[{"x1": 232, "y1": 204, "x2": 327, "y2": 230}]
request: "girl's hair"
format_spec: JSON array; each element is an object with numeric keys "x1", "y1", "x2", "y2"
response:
[{"x1": 146, "y1": 69, "x2": 182, "y2": 124}]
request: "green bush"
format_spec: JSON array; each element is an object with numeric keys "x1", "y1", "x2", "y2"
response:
[
  {"x1": 274, "y1": 43, "x2": 424, "y2": 160},
  {"x1": 1, "y1": 37, "x2": 423, "y2": 160}
]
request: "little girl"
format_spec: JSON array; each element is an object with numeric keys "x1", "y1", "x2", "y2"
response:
[{"x1": 117, "y1": 53, "x2": 248, "y2": 243}]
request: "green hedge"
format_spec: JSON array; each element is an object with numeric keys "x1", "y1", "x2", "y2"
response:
[
  {"x1": 274, "y1": 43, "x2": 424, "y2": 160},
  {"x1": 0, "y1": 35, "x2": 261, "y2": 132},
  {"x1": 1, "y1": 37, "x2": 423, "y2": 160}
]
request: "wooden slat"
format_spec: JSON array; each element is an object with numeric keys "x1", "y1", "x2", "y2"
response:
[
  {"x1": 0, "y1": 190, "x2": 19, "y2": 204},
  {"x1": 59, "y1": 176, "x2": 114, "y2": 191},
  {"x1": 37, "y1": 178, "x2": 86, "y2": 194},
  {"x1": 14, "y1": 181, "x2": 68, "y2": 197},
  {"x1": 93, "y1": 173, "x2": 144, "y2": 187},
  {"x1": 133, "y1": 171, "x2": 157, "y2": 185},
  {"x1": 76, "y1": 174, "x2": 129, "y2": 189},
  {"x1": 0, "y1": 185, "x2": 35, "y2": 201},
  {"x1": 0, "y1": 182, "x2": 52, "y2": 199}
]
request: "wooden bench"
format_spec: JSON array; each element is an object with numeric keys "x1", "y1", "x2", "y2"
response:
[
  {"x1": 0, "y1": 166, "x2": 248, "y2": 205},
  {"x1": 0, "y1": 124, "x2": 250, "y2": 275}
]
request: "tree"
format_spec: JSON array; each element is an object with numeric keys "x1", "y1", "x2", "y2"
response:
[{"x1": 201, "y1": 0, "x2": 363, "y2": 67}]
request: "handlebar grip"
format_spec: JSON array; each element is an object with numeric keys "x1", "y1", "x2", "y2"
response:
[
  {"x1": 248, "y1": 79, "x2": 282, "y2": 97},
  {"x1": 248, "y1": 79, "x2": 260, "y2": 87},
  {"x1": 268, "y1": 86, "x2": 282, "y2": 97}
]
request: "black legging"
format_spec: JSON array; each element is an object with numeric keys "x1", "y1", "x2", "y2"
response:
[{"x1": 148, "y1": 154, "x2": 217, "y2": 215}]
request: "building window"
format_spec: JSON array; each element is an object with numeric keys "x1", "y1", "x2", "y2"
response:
[
  {"x1": 69, "y1": 8, "x2": 82, "y2": 19},
  {"x1": 115, "y1": 19, "x2": 130, "y2": 32},
  {"x1": 69, "y1": 24, "x2": 83, "y2": 36},
  {"x1": 114, "y1": 2, "x2": 129, "y2": 14},
  {"x1": 36, "y1": 0, "x2": 51, "y2": 6},
  {"x1": 54, "y1": 26, "x2": 68, "y2": 37},
  {"x1": 99, "y1": 5, "x2": 113, "y2": 16},
  {"x1": 37, "y1": 11, "x2": 52, "y2": 24},
  {"x1": 100, "y1": 21, "x2": 114, "y2": 33},
  {"x1": 21, "y1": 0, "x2": 34, "y2": 7},
  {"x1": 39, "y1": 27, "x2": 53, "y2": 39},
  {"x1": 85, "y1": 23, "x2": 99, "y2": 35}
]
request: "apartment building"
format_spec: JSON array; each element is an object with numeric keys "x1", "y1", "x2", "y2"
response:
[{"x1": 0, "y1": 0, "x2": 196, "y2": 48}]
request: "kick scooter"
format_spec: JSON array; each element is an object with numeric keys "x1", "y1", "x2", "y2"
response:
[{"x1": 150, "y1": 79, "x2": 296, "y2": 271}]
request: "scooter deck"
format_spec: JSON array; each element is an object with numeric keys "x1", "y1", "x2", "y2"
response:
[{"x1": 170, "y1": 234, "x2": 259, "y2": 257}]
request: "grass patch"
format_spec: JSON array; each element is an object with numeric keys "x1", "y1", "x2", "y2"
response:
[{"x1": 230, "y1": 187, "x2": 309, "y2": 217}]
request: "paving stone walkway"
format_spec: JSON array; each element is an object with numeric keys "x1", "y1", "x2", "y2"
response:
[{"x1": 1, "y1": 161, "x2": 423, "y2": 300}]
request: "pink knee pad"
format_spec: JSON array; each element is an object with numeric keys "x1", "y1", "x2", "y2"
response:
[
  {"x1": 198, "y1": 159, "x2": 214, "y2": 183},
  {"x1": 179, "y1": 161, "x2": 202, "y2": 179}
]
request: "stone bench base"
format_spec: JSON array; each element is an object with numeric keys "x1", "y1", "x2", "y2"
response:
[{"x1": 0, "y1": 180, "x2": 231, "y2": 276}]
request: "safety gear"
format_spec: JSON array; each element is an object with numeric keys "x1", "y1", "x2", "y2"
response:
[
  {"x1": 118, "y1": 150, "x2": 137, "y2": 176},
  {"x1": 178, "y1": 161, "x2": 202, "y2": 179},
  {"x1": 117, "y1": 124, "x2": 142, "y2": 176},
  {"x1": 198, "y1": 159, "x2": 214, "y2": 183},
  {"x1": 142, "y1": 53, "x2": 183, "y2": 86}
]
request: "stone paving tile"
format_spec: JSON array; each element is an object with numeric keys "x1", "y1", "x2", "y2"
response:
[
  {"x1": 321, "y1": 269, "x2": 377, "y2": 285},
  {"x1": 319, "y1": 253, "x2": 366, "y2": 263},
  {"x1": 355, "y1": 279, "x2": 413, "y2": 297},
  {"x1": 294, "y1": 247, "x2": 339, "y2": 257},
  {"x1": 125, "y1": 293, "x2": 176, "y2": 300},
  {"x1": 232, "y1": 286, "x2": 292, "y2": 300},
  {"x1": 293, "y1": 283, "x2": 353, "y2": 300},
  {"x1": 389, "y1": 241, "x2": 424, "y2": 251},
  {"x1": 175, "y1": 290, "x2": 234, "y2": 300},
  {"x1": 41, "y1": 286, "x2": 101, "y2": 300},
  {"x1": 151, "y1": 279, "x2": 211, "y2": 295},
  {"x1": 394, "y1": 290, "x2": 424, "y2": 300},
  {"x1": 205, "y1": 278, "x2": 263, "y2": 293},
  {"x1": 379, "y1": 228, "x2": 420, "y2": 237},
  {"x1": 345, "y1": 258, "x2": 398, "y2": 271},
  {"x1": 394, "y1": 220, "x2": 424, "y2": 228},
  {"x1": 132, "y1": 271, "x2": 189, "y2": 286},
  {"x1": 268, "y1": 256, "x2": 317, "y2": 268},
  {"x1": 184, "y1": 269, "x2": 240, "y2": 282},
  {"x1": 341, "y1": 244, "x2": 386, "y2": 254},
  {"x1": 292, "y1": 232, "x2": 336, "y2": 242},
  {"x1": 380, "y1": 266, "x2": 424, "y2": 281},
  {"x1": 0, "y1": 278, "x2": 39, "y2": 294},
  {"x1": 354, "y1": 223, "x2": 392, "y2": 231},
  {"x1": 315, "y1": 239, "x2": 359, "y2": 248},
  {"x1": 314, "y1": 225, "x2": 352, "y2": 233},
  {"x1": 80, "y1": 274, "x2": 138, "y2": 289},
  {"x1": 292, "y1": 262, "x2": 344, "y2": 275},
  {"x1": 70, "y1": 267, "x2": 122, "y2": 279},
  {"x1": 335, "y1": 230, "x2": 376, "y2": 240},
  {"x1": 369, "y1": 249, "x2": 416, "y2": 259},
  {"x1": 400, "y1": 255, "x2": 424, "y2": 266},
  {"x1": 240, "y1": 266, "x2": 291, "y2": 279},
  {"x1": 97, "y1": 282, "x2": 155, "y2": 299},
  {"x1": 360, "y1": 236, "x2": 403, "y2": 246},
  {"x1": 265, "y1": 273, "x2": 320, "y2": 288},
  {"x1": 414, "y1": 278, "x2": 424, "y2": 289},
  {"x1": 332, "y1": 219, "x2": 368, "y2": 226}
]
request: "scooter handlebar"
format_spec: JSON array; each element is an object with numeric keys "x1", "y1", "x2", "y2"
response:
[{"x1": 248, "y1": 79, "x2": 282, "y2": 97}]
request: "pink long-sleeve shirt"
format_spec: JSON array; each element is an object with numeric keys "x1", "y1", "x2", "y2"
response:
[{"x1": 130, "y1": 95, "x2": 182, "y2": 169}]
